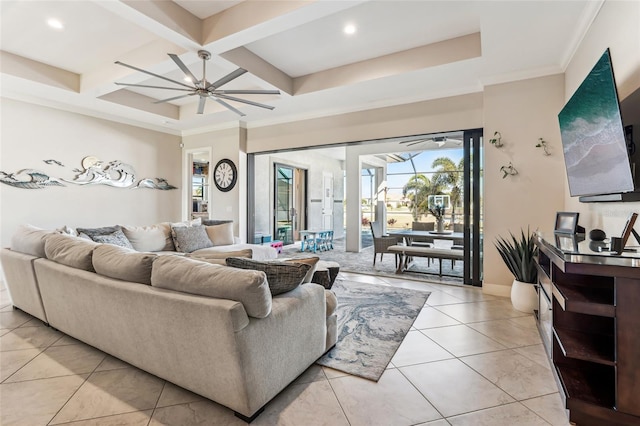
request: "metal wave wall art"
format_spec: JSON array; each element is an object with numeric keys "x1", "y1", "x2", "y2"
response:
[{"x1": 0, "y1": 156, "x2": 177, "y2": 190}]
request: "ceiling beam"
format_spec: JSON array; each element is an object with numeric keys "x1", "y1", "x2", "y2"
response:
[
  {"x1": 294, "y1": 33, "x2": 482, "y2": 95},
  {"x1": 99, "y1": 89, "x2": 179, "y2": 119},
  {"x1": 220, "y1": 47, "x2": 293, "y2": 95},
  {"x1": 0, "y1": 51, "x2": 79, "y2": 92}
]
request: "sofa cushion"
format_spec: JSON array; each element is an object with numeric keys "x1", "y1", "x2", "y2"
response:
[
  {"x1": 171, "y1": 225, "x2": 213, "y2": 253},
  {"x1": 325, "y1": 290, "x2": 338, "y2": 317},
  {"x1": 225, "y1": 258, "x2": 311, "y2": 296},
  {"x1": 91, "y1": 229, "x2": 135, "y2": 249},
  {"x1": 121, "y1": 223, "x2": 173, "y2": 252},
  {"x1": 11, "y1": 224, "x2": 55, "y2": 257},
  {"x1": 187, "y1": 248, "x2": 252, "y2": 265},
  {"x1": 92, "y1": 244, "x2": 157, "y2": 285},
  {"x1": 205, "y1": 222, "x2": 234, "y2": 246},
  {"x1": 151, "y1": 255, "x2": 271, "y2": 318},
  {"x1": 44, "y1": 234, "x2": 99, "y2": 272}
]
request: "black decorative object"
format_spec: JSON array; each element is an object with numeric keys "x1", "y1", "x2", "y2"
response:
[
  {"x1": 213, "y1": 159, "x2": 237, "y2": 192},
  {"x1": 554, "y1": 212, "x2": 584, "y2": 234},
  {"x1": 589, "y1": 229, "x2": 607, "y2": 241},
  {"x1": 611, "y1": 212, "x2": 640, "y2": 254}
]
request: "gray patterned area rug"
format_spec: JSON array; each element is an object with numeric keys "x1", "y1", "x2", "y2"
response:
[{"x1": 316, "y1": 280, "x2": 430, "y2": 381}]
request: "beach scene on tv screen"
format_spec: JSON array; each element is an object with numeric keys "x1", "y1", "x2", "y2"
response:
[{"x1": 558, "y1": 51, "x2": 633, "y2": 197}]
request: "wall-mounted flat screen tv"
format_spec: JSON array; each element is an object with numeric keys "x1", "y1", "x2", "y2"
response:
[{"x1": 558, "y1": 49, "x2": 634, "y2": 197}]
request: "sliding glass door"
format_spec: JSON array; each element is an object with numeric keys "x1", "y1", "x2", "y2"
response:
[{"x1": 463, "y1": 129, "x2": 483, "y2": 285}]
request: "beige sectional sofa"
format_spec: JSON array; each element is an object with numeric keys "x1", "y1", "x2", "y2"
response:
[{"x1": 1, "y1": 226, "x2": 338, "y2": 422}]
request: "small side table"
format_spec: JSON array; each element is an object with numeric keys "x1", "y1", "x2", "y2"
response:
[{"x1": 312, "y1": 261, "x2": 340, "y2": 289}]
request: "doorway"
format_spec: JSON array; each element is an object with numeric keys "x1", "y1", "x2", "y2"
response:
[
  {"x1": 183, "y1": 148, "x2": 211, "y2": 221},
  {"x1": 274, "y1": 164, "x2": 307, "y2": 245}
]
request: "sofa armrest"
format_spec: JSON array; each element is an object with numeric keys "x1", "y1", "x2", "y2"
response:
[{"x1": 233, "y1": 236, "x2": 241, "y2": 244}]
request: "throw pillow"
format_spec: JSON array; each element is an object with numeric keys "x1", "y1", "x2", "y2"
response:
[
  {"x1": 171, "y1": 225, "x2": 213, "y2": 253},
  {"x1": 121, "y1": 223, "x2": 173, "y2": 252},
  {"x1": 92, "y1": 244, "x2": 157, "y2": 285},
  {"x1": 10, "y1": 224, "x2": 55, "y2": 257},
  {"x1": 170, "y1": 218, "x2": 201, "y2": 228},
  {"x1": 76, "y1": 225, "x2": 122, "y2": 239},
  {"x1": 151, "y1": 255, "x2": 272, "y2": 318},
  {"x1": 226, "y1": 257, "x2": 311, "y2": 296},
  {"x1": 187, "y1": 248, "x2": 252, "y2": 265},
  {"x1": 202, "y1": 219, "x2": 233, "y2": 226},
  {"x1": 205, "y1": 222, "x2": 234, "y2": 246},
  {"x1": 92, "y1": 230, "x2": 135, "y2": 249}
]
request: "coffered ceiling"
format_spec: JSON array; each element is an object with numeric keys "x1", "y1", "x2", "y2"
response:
[{"x1": 0, "y1": 0, "x2": 601, "y2": 135}]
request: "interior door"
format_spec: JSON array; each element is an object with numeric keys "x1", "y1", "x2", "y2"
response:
[{"x1": 322, "y1": 172, "x2": 334, "y2": 230}]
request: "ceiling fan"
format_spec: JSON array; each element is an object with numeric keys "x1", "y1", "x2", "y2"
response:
[
  {"x1": 399, "y1": 136, "x2": 462, "y2": 148},
  {"x1": 114, "y1": 50, "x2": 280, "y2": 117}
]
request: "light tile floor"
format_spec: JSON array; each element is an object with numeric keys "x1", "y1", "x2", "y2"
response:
[{"x1": 0, "y1": 273, "x2": 571, "y2": 426}]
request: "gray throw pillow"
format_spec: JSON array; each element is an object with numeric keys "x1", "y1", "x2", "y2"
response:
[
  {"x1": 76, "y1": 225, "x2": 122, "y2": 239},
  {"x1": 92, "y1": 230, "x2": 134, "y2": 249},
  {"x1": 171, "y1": 225, "x2": 213, "y2": 253},
  {"x1": 202, "y1": 219, "x2": 233, "y2": 226},
  {"x1": 226, "y1": 257, "x2": 311, "y2": 296}
]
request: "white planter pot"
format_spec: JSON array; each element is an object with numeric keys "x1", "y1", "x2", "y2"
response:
[{"x1": 510, "y1": 279, "x2": 537, "y2": 313}]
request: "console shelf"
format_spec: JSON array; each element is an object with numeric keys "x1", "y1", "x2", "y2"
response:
[
  {"x1": 552, "y1": 282, "x2": 615, "y2": 317},
  {"x1": 534, "y1": 233, "x2": 640, "y2": 425},
  {"x1": 555, "y1": 363, "x2": 615, "y2": 409},
  {"x1": 553, "y1": 327, "x2": 615, "y2": 365}
]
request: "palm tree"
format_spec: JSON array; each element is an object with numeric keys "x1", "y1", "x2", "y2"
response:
[
  {"x1": 431, "y1": 157, "x2": 464, "y2": 224},
  {"x1": 402, "y1": 174, "x2": 431, "y2": 221}
]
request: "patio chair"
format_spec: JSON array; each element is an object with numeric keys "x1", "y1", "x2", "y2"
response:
[
  {"x1": 370, "y1": 221, "x2": 399, "y2": 266},
  {"x1": 411, "y1": 221, "x2": 435, "y2": 247}
]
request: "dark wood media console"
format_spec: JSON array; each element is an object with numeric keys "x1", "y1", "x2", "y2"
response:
[{"x1": 534, "y1": 233, "x2": 640, "y2": 426}]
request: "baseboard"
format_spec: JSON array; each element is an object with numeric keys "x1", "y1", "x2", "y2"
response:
[{"x1": 483, "y1": 282, "x2": 511, "y2": 298}]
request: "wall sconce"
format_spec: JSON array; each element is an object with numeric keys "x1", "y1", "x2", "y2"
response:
[
  {"x1": 500, "y1": 162, "x2": 518, "y2": 179},
  {"x1": 535, "y1": 138, "x2": 550, "y2": 155},
  {"x1": 489, "y1": 131, "x2": 503, "y2": 148}
]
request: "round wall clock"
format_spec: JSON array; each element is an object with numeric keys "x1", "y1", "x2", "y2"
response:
[{"x1": 213, "y1": 159, "x2": 237, "y2": 192}]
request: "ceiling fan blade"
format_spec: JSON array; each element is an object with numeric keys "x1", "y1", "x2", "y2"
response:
[
  {"x1": 114, "y1": 82, "x2": 193, "y2": 91},
  {"x1": 207, "y1": 68, "x2": 247, "y2": 89},
  {"x1": 115, "y1": 61, "x2": 194, "y2": 89},
  {"x1": 153, "y1": 93, "x2": 195, "y2": 104},
  {"x1": 214, "y1": 89, "x2": 280, "y2": 95},
  {"x1": 197, "y1": 96, "x2": 206, "y2": 114},
  {"x1": 210, "y1": 96, "x2": 246, "y2": 117},
  {"x1": 168, "y1": 53, "x2": 199, "y2": 84},
  {"x1": 215, "y1": 94, "x2": 275, "y2": 110}
]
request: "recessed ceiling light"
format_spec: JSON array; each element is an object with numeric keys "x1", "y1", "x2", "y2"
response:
[
  {"x1": 344, "y1": 24, "x2": 356, "y2": 35},
  {"x1": 47, "y1": 18, "x2": 64, "y2": 30}
]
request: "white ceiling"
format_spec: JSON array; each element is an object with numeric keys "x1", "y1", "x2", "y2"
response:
[{"x1": 0, "y1": 0, "x2": 601, "y2": 136}]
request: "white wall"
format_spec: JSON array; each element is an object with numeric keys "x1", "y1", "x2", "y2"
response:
[
  {"x1": 563, "y1": 0, "x2": 640, "y2": 232},
  {"x1": 0, "y1": 98, "x2": 181, "y2": 247},
  {"x1": 181, "y1": 125, "x2": 247, "y2": 240},
  {"x1": 483, "y1": 74, "x2": 567, "y2": 296}
]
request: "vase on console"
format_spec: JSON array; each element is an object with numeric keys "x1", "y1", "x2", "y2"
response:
[{"x1": 436, "y1": 218, "x2": 444, "y2": 233}]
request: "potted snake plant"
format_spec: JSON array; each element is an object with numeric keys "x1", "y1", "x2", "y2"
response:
[{"x1": 495, "y1": 228, "x2": 538, "y2": 312}]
